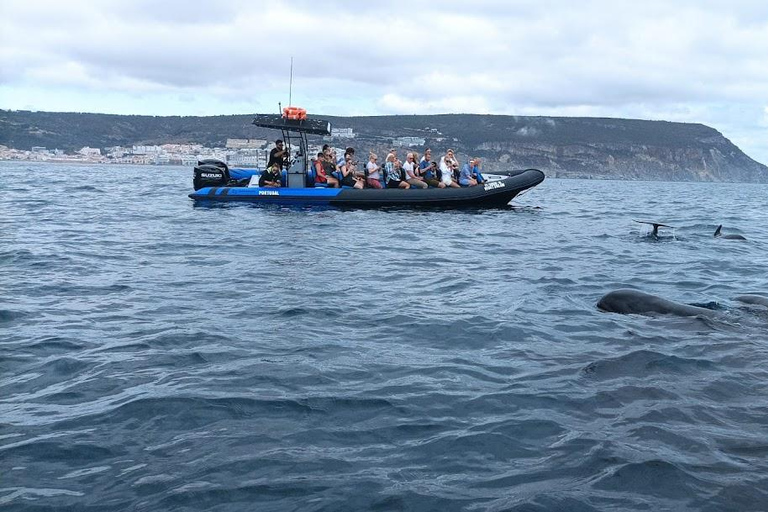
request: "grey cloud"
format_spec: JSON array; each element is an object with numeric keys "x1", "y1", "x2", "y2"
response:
[{"x1": 6, "y1": 1, "x2": 764, "y2": 104}]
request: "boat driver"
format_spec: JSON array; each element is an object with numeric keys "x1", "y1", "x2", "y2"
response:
[{"x1": 267, "y1": 139, "x2": 289, "y2": 169}]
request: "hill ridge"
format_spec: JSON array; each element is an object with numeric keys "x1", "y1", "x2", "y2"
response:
[{"x1": 1, "y1": 110, "x2": 766, "y2": 182}]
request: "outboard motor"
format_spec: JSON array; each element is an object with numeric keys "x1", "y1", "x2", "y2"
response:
[{"x1": 193, "y1": 159, "x2": 230, "y2": 190}]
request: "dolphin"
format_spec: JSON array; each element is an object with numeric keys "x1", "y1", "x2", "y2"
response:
[
  {"x1": 734, "y1": 295, "x2": 768, "y2": 308},
  {"x1": 597, "y1": 289, "x2": 719, "y2": 318},
  {"x1": 634, "y1": 220, "x2": 673, "y2": 238},
  {"x1": 714, "y1": 225, "x2": 746, "y2": 240}
]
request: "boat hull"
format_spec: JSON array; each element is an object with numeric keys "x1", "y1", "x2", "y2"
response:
[{"x1": 189, "y1": 168, "x2": 544, "y2": 208}]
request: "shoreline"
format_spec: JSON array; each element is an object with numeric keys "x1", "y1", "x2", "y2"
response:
[
  {"x1": 0, "y1": 159, "x2": 257, "y2": 169},
  {"x1": 3, "y1": 160, "x2": 768, "y2": 185}
]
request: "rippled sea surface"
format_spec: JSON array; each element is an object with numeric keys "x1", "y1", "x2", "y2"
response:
[{"x1": 2, "y1": 162, "x2": 768, "y2": 511}]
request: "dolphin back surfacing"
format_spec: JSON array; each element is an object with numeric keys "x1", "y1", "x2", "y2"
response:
[
  {"x1": 734, "y1": 295, "x2": 768, "y2": 308},
  {"x1": 597, "y1": 289, "x2": 718, "y2": 317},
  {"x1": 714, "y1": 225, "x2": 747, "y2": 240}
]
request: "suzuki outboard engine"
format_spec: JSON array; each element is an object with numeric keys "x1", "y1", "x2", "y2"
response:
[{"x1": 193, "y1": 159, "x2": 230, "y2": 190}]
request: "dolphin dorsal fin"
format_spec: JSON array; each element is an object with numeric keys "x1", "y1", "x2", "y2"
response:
[{"x1": 714, "y1": 225, "x2": 722, "y2": 237}]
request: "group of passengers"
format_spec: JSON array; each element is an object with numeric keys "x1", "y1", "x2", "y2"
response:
[
  {"x1": 312, "y1": 145, "x2": 485, "y2": 189},
  {"x1": 259, "y1": 140, "x2": 486, "y2": 189},
  {"x1": 313, "y1": 145, "x2": 366, "y2": 189}
]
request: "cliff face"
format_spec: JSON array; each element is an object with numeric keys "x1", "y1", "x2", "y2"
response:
[
  {"x1": 334, "y1": 115, "x2": 768, "y2": 183},
  {"x1": 1, "y1": 110, "x2": 766, "y2": 182},
  {"x1": 470, "y1": 140, "x2": 765, "y2": 181}
]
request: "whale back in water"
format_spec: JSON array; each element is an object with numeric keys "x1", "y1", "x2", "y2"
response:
[{"x1": 597, "y1": 289, "x2": 718, "y2": 317}]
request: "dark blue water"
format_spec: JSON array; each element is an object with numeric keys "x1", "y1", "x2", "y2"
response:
[{"x1": 2, "y1": 162, "x2": 768, "y2": 511}]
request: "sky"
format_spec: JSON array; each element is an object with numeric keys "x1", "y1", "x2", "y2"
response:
[{"x1": 1, "y1": 0, "x2": 767, "y2": 163}]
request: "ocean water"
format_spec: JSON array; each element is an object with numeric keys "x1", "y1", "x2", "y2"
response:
[{"x1": 1, "y1": 161, "x2": 767, "y2": 512}]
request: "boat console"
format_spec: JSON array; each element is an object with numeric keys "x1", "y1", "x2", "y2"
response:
[{"x1": 251, "y1": 112, "x2": 332, "y2": 189}]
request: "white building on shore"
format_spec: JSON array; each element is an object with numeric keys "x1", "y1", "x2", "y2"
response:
[
  {"x1": 392, "y1": 137, "x2": 426, "y2": 147},
  {"x1": 331, "y1": 127, "x2": 355, "y2": 139},
  {"x1": 78, "y1": 146, "x2": 102, "y2": 157},
  {"x1": 226, "y1": 138, "x2": 267, "y2": 149}
]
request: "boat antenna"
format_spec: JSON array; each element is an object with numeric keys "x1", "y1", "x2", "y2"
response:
[{"x1": 288, "y1": 56, "x2": 294, "y2": 107}]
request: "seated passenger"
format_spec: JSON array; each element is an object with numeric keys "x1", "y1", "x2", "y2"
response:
[
  {"x1": 314, "y1": 151, "x2": 339, "y2": 187},
  {"x1": 439, "y1": 152, "x2": 461, "y2": 188},
  {"x1": 472, "y1": 158, "x2": 485, "y2": 184},
  {"x1": 419, "y1": 148, "x2": 445, "y2": 188},
  {"x1": 387, "y1": 148, "x2": 402, "y2": 172},
  {"x1": 403, "y1": 152, "x2": 428, "y2": 189},
  {"x1": 335, "y1": 146, "x2": 353, "y2": 168},
  {"x1": 348, "y1": 148, "x2": 364, "y2": 179},
  {"x1": 365, "y1": 153, "x2": 383, "y2": 189},
  {"x1": 322, "y1": 144, "x2": 332, "y2": 162},
  {"x1": 395, "y1": 156, "x2": 409, "y2": 183},
  {"x1": 340, "y1": 154, "x2": 365, "y2": 189},
  {"x1": 384, "y1": 153, "x2": 409, "y2": 189},
  {"x1": 344, "y1": 147, "x2": 356, "y2": 165},
  {"x1": 446, "y1": 149, "x2": 460, "y2": 181},
  {"x1": 459, "y1": 159, "x2": 479, "y2": 186},
  {"x1": 322, "y1": 151, "x2": 340, "y2": 188},
  {"x1": 258, "y1": 164, "x2": 281, "y2": 187},
  {"x1": 330, "y1": 149, "x2": 339, "y2": 169}
]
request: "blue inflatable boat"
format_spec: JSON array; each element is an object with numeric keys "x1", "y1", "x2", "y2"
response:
[{"x1": 189, "y1": 113, "x2": 545, "y2": 208}]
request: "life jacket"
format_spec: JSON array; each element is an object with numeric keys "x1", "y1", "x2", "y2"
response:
[{"x1": 314, "y1": 160, "x2": 327, "y2": 183}]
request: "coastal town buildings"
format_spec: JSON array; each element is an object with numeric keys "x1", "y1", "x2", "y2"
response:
[
  {"x1": 1, "y1": 126, "x2": 401, "y2": 169},
  {"x1": 0, "y1": 143, "x2": 269, "y2": 168}
]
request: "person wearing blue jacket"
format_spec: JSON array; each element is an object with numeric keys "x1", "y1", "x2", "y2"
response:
[
  {"x1": 459, "y1": 159, "x2": 479, "y2": 186},
  {"x1": 458, "y1": 158, "x2": 486, "y2": 186},
  {"x1": 471, "y1": 158, "x2": 485, "y2": 184}
]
